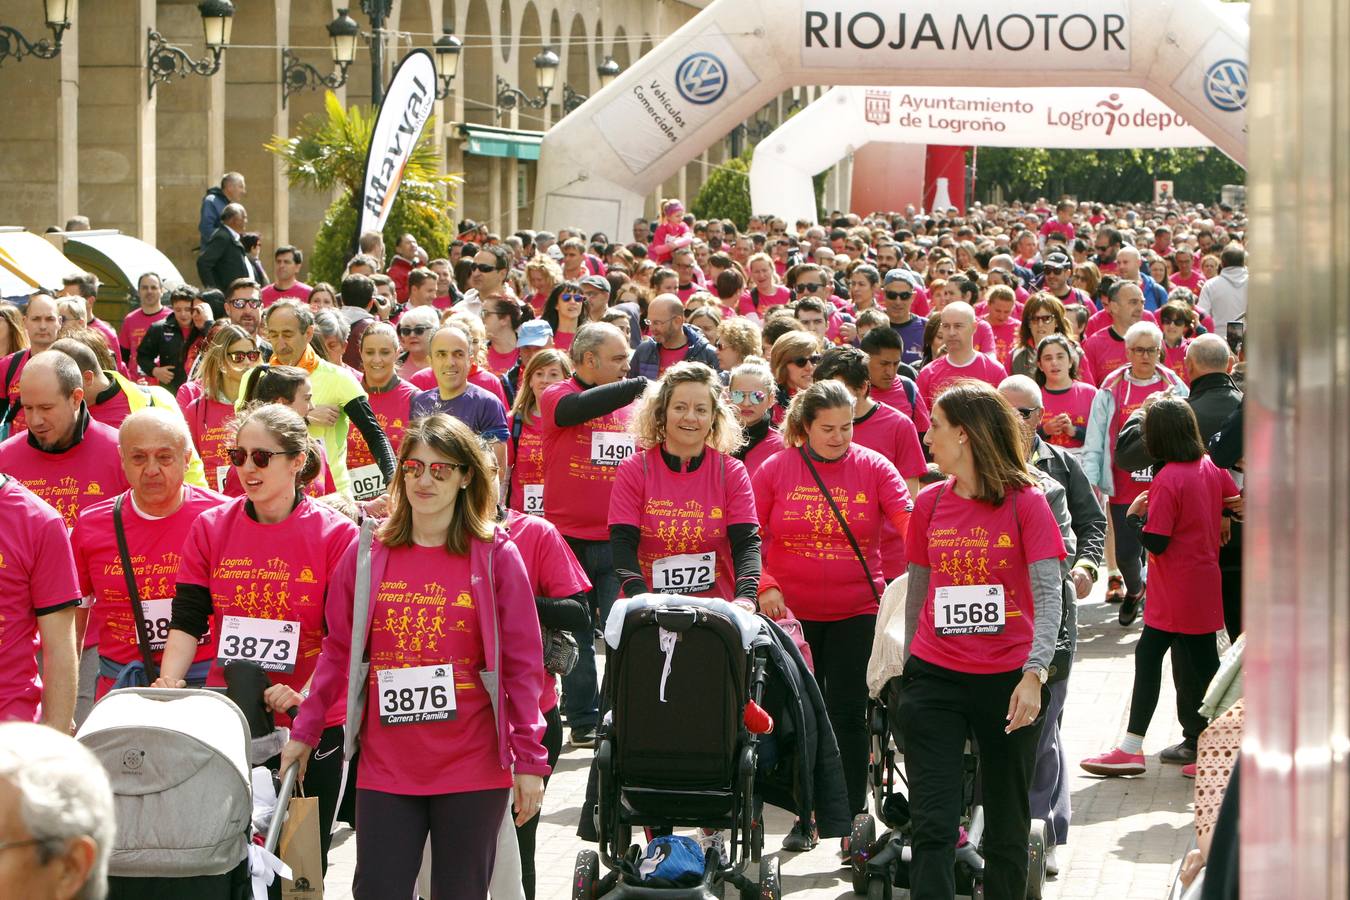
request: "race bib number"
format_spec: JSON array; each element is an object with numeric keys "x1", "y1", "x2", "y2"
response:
[
  {"x1": 378, "y1": 664, "x2": 456, "y2": 725},
  {"x1": 350, "y1": 464, "x2": 386, "y2": 502},
  {"x1": 652, "y1": 552, "x2": 716, "y2": 593},
  {"x1": 1130, "y1": 467, "x2": 1154, "y2": 483},
  {"x1": 522, "y1": 483, "x2": 544, "y2": 516},
  {"x1": 590, "y1": 431, "x2": 634, "y2": 466},
  {"x1": 934, "y1": 585, "x2": 1005, "y2": 636},
  {"x1": 140, "y1": 599, "x2": 174, "y2": 652},
  {"x1": 215, "y1": 465, "x2": 230, "y2": 493},
  {"x1": 217, "y1": 616, "x2": 300, "y2": 673}
]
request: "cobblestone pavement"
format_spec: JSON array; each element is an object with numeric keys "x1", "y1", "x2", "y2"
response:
[{"x1": 324, "y1": 585, "x2": 1197, "y2": 899}]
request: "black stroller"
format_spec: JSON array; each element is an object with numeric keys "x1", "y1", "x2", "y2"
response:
[
  {"x1": 573, "y1": 601, "x2": 780, "y2": 900},
  {"x1": 845, "y1": 677, "x2": 1048, "y2": 900}
]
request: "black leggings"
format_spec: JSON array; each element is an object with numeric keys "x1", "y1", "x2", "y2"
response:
[
  {"x1": 517, "y1": 705, "x2": 564, "y2": 900},
  {"x1": 800, "y1": 614, "x2": 876, "y2": 816},
  {"x1": 1126, "y1": 625, "x2": 1220, "y2": 745},
  {"x1": 1109, "y1": 502, "x2": 1148, "y2": 596}
]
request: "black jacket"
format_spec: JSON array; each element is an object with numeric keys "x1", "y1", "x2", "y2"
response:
[
  {"x1": 196, "y1": 225, "x2": 251, "y2": 291},
  {"x1": 1032, "y1": 437, "x2": 1107, "y2": 571},
  {"x1": 137, "y1": 318, "x2": 207, "y2": 392}
]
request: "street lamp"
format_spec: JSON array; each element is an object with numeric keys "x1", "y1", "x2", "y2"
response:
[
  {"x1": 146, "y1": 0, "x2": 235, "y2": 99},
  {"x1": 0, "y1": 0, "x2": 72, "y2": 66},
  {"x1": 432, "y1": 26, "x2": 462, "y2": 100},
  {"x1": 561, "y1": 56, "x2": 622, "y2": 114},
  {"x1": 495, "y1": 47, "x2": 560, "y2": 118},
  {"x1": 360, "y1": 0, "x2": 393, "y2": 106},
  {"x1": 281, "y1": 8, "x2": 360, "y2": 107}
]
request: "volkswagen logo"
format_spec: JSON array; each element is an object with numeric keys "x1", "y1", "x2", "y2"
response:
[
  {"x1": 1203, "y1": 58, "x2": 1248, "y2": 113},
  {"x1": 675, "y1": 53, "x2": 728, "y2": 106}
]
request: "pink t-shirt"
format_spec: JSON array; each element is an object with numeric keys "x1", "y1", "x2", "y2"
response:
[
  {"x1": 741, "y1": 284, "x2": 793, "y2": 317},
  {"x1": 1162, "y1": 340, "x2": 1191, "y2": 385},
  {"x1": 1169, "y1": 270, "x2": 1206, "y2": 296},
  {"x1": 360, "y1": 545, "x2": 510, "y2": 795},
  {"x1": 553, "y1": 330, "x2": 577, "y2": 353},
  {"x1": 506, "y1": 413, "x2": 546, "y2": 515},
  {"x1": 486, "y1": 346, "x2": 519, "y2": 377},
  {"x1": 0, "y1": 419, "x2": 130, "y2": 530},
  {"x1": 504, "y1": 509, "x2": 591, "y2": 714},
  {"x1": 608, "y1": 447, "x2": 759, "y2": 603},
  {"x1": 907, "y1": 481, "x2": 1066, "y2": 675},
  {"x1": 175, "y1": 496, "x2": 357, "y2": 726},
  {"x1": 118, "y1": 308, "x2": 171, "y2": 376},
  {"x1": 1143, "y1": 458, "x2": 1239, "y2": 634},
  {"x1": 177, "y1": 380, "x2": 204, "y2": 413},
  {"x1": 71, "y1": 486, "x2": 225, "y2": 687},
  {"x1": 1084, "y1": 307, "x2": 1157, "y2": 338},
  {"x1": 871, "y1": 379, "x2": 930, "y2": 432},
  {"x1": 1039, "y1": 220, "x2": 1075, "y2": 243},
  {"x1": 89, "y1": 390, "x2": 132, "y2": 431},
  {"x1": 1108, "y1": 376, "x2": 1170, "y2": 503},
  {"x1": 539, "y1": 378, "x2": 637, "y2": 541},
  {"x1": 0, "y1": 477, "x2": 81, "y2": 722},
  {"x1": 260, "y1": 282, "x2": 311, "y2": 307},
  {"x1": 1040, "y1": 383, "x2": 1096, "y2": 450},
  {"x1": 973, "y1": 319, "x2": 997, "y2": 355},
  {"x1": 89, "y1": 319, "x2": 128, "y2": 377},
  {"x1": 915, "y1": 352, "x2": 1009, "y2": 412},
  {"x1": 852, "y1": 403, "x2": 927, "y2": 581},
  {"x1": 650, "y1": 222, "x2": 692, "y2": 265},
  {"x1": 986, "y1": 319, "x2": 1022, "y2": 370},
  {"x1": 0, "y1": 350, "x2": 30, "y2": 436},
  {"x1": 752, "y1": 445, "x2": 911, "y2": 622},
  {"x1": 346, "y1": 378, "x2": 416, "y2": 481},
  {"x1": 738, "y1": 426, "x2": 785, "y2": 479},
  {"x1": 1081, "y1": 327, "x2": 1131, "y2": 387},
  {"x1": 186, "y1": 396, "x2": 236, "y2": 492}
]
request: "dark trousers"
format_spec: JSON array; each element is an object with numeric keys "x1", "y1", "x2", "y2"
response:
[
  {"x1": 800, "y1": 614, "x2": 876, "y2": 816},
  {"x1": 1028, "y1": 679, "x2": 1071, "y2": 847},
  {"x1": 561, "y1": 536, "x2": 621, "y2": 729},
  {"x1": 1109, "y1": 502, "x2": 1148, "y2": 596},
  {"x1": 897, "y1": 657, "x2": 1046, "y2": 900},
  {"x1": 353, "y1": 786, "x2": 510, "y2": 900},
  {"x1": 1221, "y1": 566, "x2": 1242, "y2": 640},
  {"x1": 517, "y1": 705, "x2": 564, "y2": 900},
  {"x1": 1126, "y1": 625, "x2": 1220, "y2": 744}
]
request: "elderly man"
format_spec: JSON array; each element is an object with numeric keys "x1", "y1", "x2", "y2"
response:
[
  {"x1": 1081, "y1": 282, "x2": 1146, "y2": 386},
  {"x1": 627, "y1": 294, "x2": 719, "y2": 379},
  {"x1": 914, "y1": 301, "x2": 1008, "y2": 411},
  {"x1": 71, "y1": 409, "x2": 226, "y2": 696},
  {"x1": 196, "y1": 203, "x2": 251, "y2": 291},
  {"x1": 198, "y1": 171, "x2": 245, "y2": 248},
  {"x1": 0, "y1": 723, "x2": 114, "y2": 899}
]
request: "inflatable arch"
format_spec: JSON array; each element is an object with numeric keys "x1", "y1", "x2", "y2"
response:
[
  {"x1": 750, "y1": 85, "x2": 1217, "y2": 224},
  {"x1": 533, "y1": 0, "x2": 1249, "y2": 237}
]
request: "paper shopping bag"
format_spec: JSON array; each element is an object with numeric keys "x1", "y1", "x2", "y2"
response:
[{"x1": 279, "y1": 794, "x2": 324, "y2": 899}]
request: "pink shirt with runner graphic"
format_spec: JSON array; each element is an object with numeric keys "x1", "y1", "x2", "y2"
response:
[
  {"x1": 1040, "y1": 382, "x2": 1097, "y2": 450},
  {"x1": 0, "y1": 419, "x2": 130, "y2": 530},
  {"x1": 505, "y1": 413, "x2": 546, "y2": 515},
  {"x1": 538, "y1": 378, "x2": 637, "y2": 540},
  {"x1": 852, "y1": 402, "x2": 927, "y2": 581}
]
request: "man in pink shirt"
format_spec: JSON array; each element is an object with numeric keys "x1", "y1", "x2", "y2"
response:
[
  {"x1": 260, "y1": 245, "x2": 311, "y2": 306},
  {"x1": 1082, "y1": 283, "x2": 1146, "y2": 386},
  {"x1": 117, "y1": 273, "x2": 170, "y2": 377},
  {"x1": 0, "y1": 292, "x2": 62, "y2": 436},
  {"x1": 915, "y1": 302, "x2": 1009, "y2": 411}
]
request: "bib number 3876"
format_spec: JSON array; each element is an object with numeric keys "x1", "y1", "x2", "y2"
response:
[
  {"x1": 934, "y1": 585, "x2": 1006, "y2": 636},
  {"x1": 217, "y1": 616, "x2": 300, "y2": 673},
  {"x1": 378, "y1": 665, "x2": 456, "y2": 725}
]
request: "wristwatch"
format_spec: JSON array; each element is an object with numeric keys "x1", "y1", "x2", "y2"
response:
[{"x1": 1027, "y1": 666, "x2": 1049, "y2": 684}]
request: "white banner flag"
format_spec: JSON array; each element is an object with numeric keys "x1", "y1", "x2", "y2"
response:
[{"x1": 357, "y1": 50, "x2": 437, "y2": 237}]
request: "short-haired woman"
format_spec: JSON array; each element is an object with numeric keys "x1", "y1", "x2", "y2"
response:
[
  {"x1": 1158, "y1": 301, "x2": 1197, "y2": 384},
  {"x1": 727, "y1": 359, "x2": 784, "y2": 478},
  {"x1": 1081, "y1": 397, "x2": 1241, "y2": 779},
  {"x1": 506, "y1": 349, "x2": 573, "y2": 516},
  {"x1": 280, "y1": 414, "x2": 549, "y2": 899},
  {"x1": 901, "y1": 381, "x2": 1066, "y2": 900},
  {"x1": 542, "y1": 281, "x2": 588, "y2": 353},
  {"x1": 752, "y1": 380, "x2": 912, "y2": 849},
  {"x1": 768, "y1": 330, "x2": 821, "y2": 426}
]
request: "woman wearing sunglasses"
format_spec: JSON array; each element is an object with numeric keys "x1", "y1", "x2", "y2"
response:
[
  {"x1": 768, "y1": 330, "x2": 822, "y2": 426},
  {"x1": 395, "y1": 305, "x2": 440, "y2": 380},
  {"x1": 1158, "y1": 301, "x2": 1198, "y2": 385},
  {"x1": 727, "y1": 359, "x2": 785, "y2": 478},
  {"x1": 158, "y1": 402, "x2": 359, "y2": 876},
  {"x1": 541, "y1": 281, "x2": 589, "y2": 353},
  {"x1": 1008, "y1": 293, "x2": 1094, "y2": 383},
  {"x1": 505, "y1": 349, "x2": 573, "y2": 516},
  {"x1": 345, "y1": 323, "x2": 417, "y2": 503},
  {"x1": 280, "y1": 414, "x2": 550, "y2": 900},
  {"x1": 185, "y1": 324, "x2": 262, "y2": 491}
]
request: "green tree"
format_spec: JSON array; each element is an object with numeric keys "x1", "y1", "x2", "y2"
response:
[
  {"x1": 975, "y1": 146, "x2": 1244, "y2": 205},
  {"x1": 265, "y1": 91, "x2": 461, "y2": 284},
  {"x1": 692, "y1": 156, "x2": 752, "y2": 229}
]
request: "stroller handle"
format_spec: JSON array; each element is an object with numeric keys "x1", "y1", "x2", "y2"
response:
[{"x1": 264, "y1": 762, "x2": 301, "y2": 856}]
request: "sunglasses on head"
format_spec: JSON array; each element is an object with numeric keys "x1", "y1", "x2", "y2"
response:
[
  {"x1": 227, "y1": 350, "x2": 262, "y2": 364},
  {"x1": 227, "y1": 447, "x2": 297, "y2": 468},
  {"x1": 400, "y1": 459, "x2": 469, "y2": 480},
  {"x1": 728, "y1": 389, "x2": 767, "y2": 404},
  {"x1": 791, "y1": 354, "x2": 822, "y2": 368},
  {"x1": 472, "y1": 263, "x2": 499, "y2": 273},
  {"x1": 398, "y1": 325, "x2": 431, "y2": 337},
  {"x1": 884, "y1": 290, "x2": 913, "y2": 301},
  {"x1": 228, "y1": 297, "x2": 263, "y2": 309}
]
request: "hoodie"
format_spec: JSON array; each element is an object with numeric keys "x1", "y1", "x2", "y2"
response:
[
  {"x1": 198, "y1": 186, "x2": 229, "y2": 249},
  {"x1": 1197, "y1": 267, "x2": 1248, "y2": 335},
  {"x1": 627, "y1": 323, "x2": 720, "y2": 380}
]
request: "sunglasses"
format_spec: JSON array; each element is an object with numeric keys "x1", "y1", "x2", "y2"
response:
[
  {"x1": 1093, "y1": 246, "x2": 1111, "y2": 253},
  {"x1": 884, "y1": 290, "x2": 913, "y2": 301},
  {"x1": 728, "y1": 389, "x2": 768, "y2": 405},
  {"x1": 227, "y1": 447, "x2": 297, "y2": 468},
  {"x1": 795, "y1": 282, "x2": 824, "y2": 292},
  {"x1": 228, "y1": 298, "x2": 263, "y2": 309},
  {"x1": 1160, "y1": 316, "x2": 1187, "y2": 326},
  {"x1": 398, "y1": 325, "x2": 432, "y2": 337},
  {"x1": 227, "y1": 350, "x2": 262, "y2": 364},
  {"x1": 1029, "y1": 314, "x2": 1057, "y2": 324},
  {"x1": 1014, "y1": 406, "x2": 1041, "y2": 419},
  {"x1": 472, "y1": 263, "x2": 499, "y2": 273},
  {"x1": 790, "y1": 354, "x2": 822, "y2": 368},
  {"x1": 400, "y1": 459, "x2": 469, "y2": 480},
  {"x1": 559, "y1": 293, "x2": 585, "y2": 303}
]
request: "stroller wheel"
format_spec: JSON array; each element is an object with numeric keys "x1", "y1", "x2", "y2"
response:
[
  {"x1": 849, "y1": 814, "x2": 877, "y2": 895},
  {"x1": 758, "y1": 855, "x2": 781, "y2": 900},
  {"x1": 865, "y1": 872, "x2": 892, "y2": 900},
  {"x1": 572, "y1": 849, "x2": 600, "y2": 900},
  {"x1": 1026, "y1": 820, "x2": 1047, "y2": 899}
]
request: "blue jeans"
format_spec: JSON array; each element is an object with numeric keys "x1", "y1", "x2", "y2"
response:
[{"x1": 561, "y1": 536, "x2": 620, "y2": 729}]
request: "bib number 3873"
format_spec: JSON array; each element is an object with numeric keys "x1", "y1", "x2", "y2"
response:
[
  {"x1": 217, "y1": 616, "x2": 300, "y2": 673},
  {"x1": 652, "y1": 552, "x2": 716, "y2": 593},
  {"x1": 934, "y1": 585, "x2": 1005, "y2": 636},
  {"x1": 378, "y1": 664, "x2": 456, "y2": 725},
  {"x1": 590, "y1": 431, "x2": 634, "y2": 466}
]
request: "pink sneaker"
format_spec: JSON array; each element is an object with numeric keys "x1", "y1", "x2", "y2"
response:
[
  {"x1": 1080, "y1": 748, "x2": 1146, "y2": 776},
  {"x1": 1181, "y1": 763, "x2": 1197, "y2": 778}
]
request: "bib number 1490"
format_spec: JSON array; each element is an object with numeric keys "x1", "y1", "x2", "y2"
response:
[
  {"x1": 378, "y1": 664, "x2": 456, "y2": 725},
  {"x1": 590, "y1": 432, "x2": 634, "y2": 466}
]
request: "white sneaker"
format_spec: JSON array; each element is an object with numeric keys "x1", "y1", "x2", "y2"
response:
[
  {"x1": 1045, "y1": 846, "x2": 1060, "y2": 877},
  {"x1": 698, "y1": 829, "x2": 729, "y2": 867}
]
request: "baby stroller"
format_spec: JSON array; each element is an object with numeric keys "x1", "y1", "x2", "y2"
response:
[
  {"x1": 845, "y1": 676, "x2": 1048, "y2": 900},
  {"x1": 574, "y1": 598, "x2": 780, "y2": 900},
  {"x1": 77, "y1": 664, "x2": 299, "y2": 900}
]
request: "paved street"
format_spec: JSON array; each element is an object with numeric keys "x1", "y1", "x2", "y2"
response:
[{"x1": 324, "y1": 584, "x2": 1197, "y2": 899}]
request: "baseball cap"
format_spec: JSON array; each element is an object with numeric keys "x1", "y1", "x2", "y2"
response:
[
  {"x1": 580, "y1": 275, "x2": 611, "y2": 293},
  {"x1": 1043, "y1": 252, "x2": 1072, "y2": 270},
  {"x1": 547, "y1": 244, "x2": 564, "y2": 261},
  {"x1": 518, "y1": 319, "x2": 553, "y2": 348}
]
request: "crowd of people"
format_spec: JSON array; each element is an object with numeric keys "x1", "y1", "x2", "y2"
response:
[{"x1": 0, "y1": 187, "x2": 1248, "y2": 900}]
